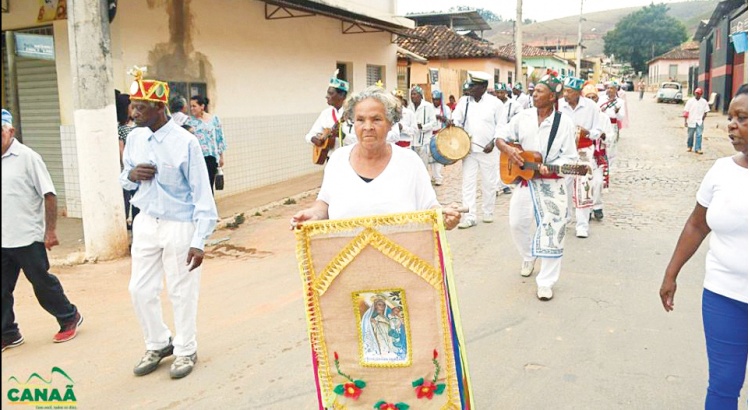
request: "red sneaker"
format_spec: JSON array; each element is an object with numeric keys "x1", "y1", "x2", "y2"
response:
[{"x1": 53, "y1": 312, "x2": 83, "y2": 343}]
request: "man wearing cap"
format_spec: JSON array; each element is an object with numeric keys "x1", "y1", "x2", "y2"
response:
[
  {"x1": 559, "y1": 76, "x2": 602, "y2": 238},
  {"x1": 120, "y1": 67, "x2": 218, "y2": 379},
  {"x1": 512, "y1": 82, "x2": 531, "y2": 112},
  {"x1": 431, "y1": 89, "x2": 452, "y2": 185},
  {"x1": 1, "y1": 109, "x2": 83, "y2": 352},
  {"x1": 495, "y1": 72, "x2": 578, "y2": 301},
  {"x1": 410, "y1": 86, "x2": 437, "y2": 171},
  {"x1": 682, "y1": 88, "x2": 710, "y2": 154},
  {"x1": 600, "y1": 83, "x2": 626, "y2": 160},
  {"x1": 583, "y1": 84, "x2": 613, "y2": 221},
  {"x1": 451, "y1": 71, "x2": 504, "y2": 228},
  {"x1": 305, "y1": 72, "x2": 355, "y2": 158}
]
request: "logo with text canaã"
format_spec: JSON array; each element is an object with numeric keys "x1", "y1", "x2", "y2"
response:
[{"x1": 6, "y1": 367, "x2": 77, "y2": 409}]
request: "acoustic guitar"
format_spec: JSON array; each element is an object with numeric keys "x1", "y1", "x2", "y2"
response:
[
  {"x1": 500, "y1": 143, "x2": 590, "y2": 184},
  {"x1": 312, "y1": 127, "x2": 337, "y2": 165}
]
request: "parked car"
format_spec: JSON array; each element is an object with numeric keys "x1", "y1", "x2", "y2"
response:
[
  {"x1": 656, "y1": 82, "x2": 683, "y2": 103},
  {"x1": 622, "y1": 80, "x2": 635, "y2": 91}
]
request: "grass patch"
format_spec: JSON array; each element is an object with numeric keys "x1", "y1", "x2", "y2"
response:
[
  {"x1": 225, "y1": 213, "x2": 246, "y2": 229},
  {"x1": 283, "y1": 198, "x2": 297, "y2": 205}
]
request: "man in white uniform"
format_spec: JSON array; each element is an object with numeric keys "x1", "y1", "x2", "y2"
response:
[
  {"x1": 410, "y1": 86, "x2": 437, "y2": 171},
  {"x1": 512, "y1": 82, "x2": 531, "y2": 112},
  {"x1": 558, "y1": 77, "x2": 602, "y2": 238},
  {"x1": 495, "y1": 83, "x2": 519, "y2": 195},
  {"x1": 391, "y1": 89, "x2": 418, "y2": 148},
  {"x1": 430, "y1": 89, "x2": 452, "y2": 185},
  {"x1": 451, "y1": 71, "x2": 504, "y2": 228},
  {"x1": 600, "y1": 83, "x2": 626, "y2": 161},
  {"x1": 305, "y1": 72, "x2": 356, "y2": 158},
  {"x1": 583, "y1": 85, "x2": 613, "y2": 222},
  {"x1": 495, "y1": 72, "x2": 578, "y2": 301}
]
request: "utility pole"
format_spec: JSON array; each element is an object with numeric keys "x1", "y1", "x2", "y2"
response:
[
  {"x1": 515, "y1": 0, "x2": 523, "y2": 86},
  {"x1": 576, "y1": 0, "x2": 583, "y2": 77},
  {"x1": 67, "y1": 0, "x2": 129, "y2": 260}
]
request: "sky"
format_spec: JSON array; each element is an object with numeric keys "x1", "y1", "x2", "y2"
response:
[{"x1": 397, "y1": 0, "x2": 696, "y2": 23}]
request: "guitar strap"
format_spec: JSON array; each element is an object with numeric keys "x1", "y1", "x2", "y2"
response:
[
  {"x1": 331, "y1": 108, "x2": 343, "y2": 147},
  {"x1": 545, "y1": 111, "x2": 562, "y2": 161}
]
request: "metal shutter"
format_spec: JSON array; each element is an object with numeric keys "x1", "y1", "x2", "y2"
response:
[{"x1": 16, "y1": 57, "x2": 64, "y2": 206}]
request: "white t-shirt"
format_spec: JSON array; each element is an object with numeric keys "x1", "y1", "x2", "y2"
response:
[
  {"x1": 683, "y1": 97, "x2": 710, "y2": 127},
  {"x1": 318, "y1": 143, "x2": 439, "y2": 219},
  {"x1": 697, "y1": 157, "x2": 749, "y2": 302}
]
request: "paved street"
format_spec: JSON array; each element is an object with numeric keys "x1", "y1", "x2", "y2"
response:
[{"x1": 2, "y1": 92, "x2": 746, "y2": 409}]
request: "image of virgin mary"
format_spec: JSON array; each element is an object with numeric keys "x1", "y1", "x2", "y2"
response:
[{"x1": 360, "y1": 296, "x2": 407, "y2": 364}]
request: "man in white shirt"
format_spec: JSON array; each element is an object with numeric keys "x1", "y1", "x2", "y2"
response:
[
  {"x1": 410, "y1": 86, "x2": 437, "y2": 170},
  {"x1": 512, "y1": 82, "x2": 531, "y2": 111},
  {"x1": 495, "y1": 83, "x2": 520, "y2": 195},
  {"x1": 600, "y1": 83, "x2": 626, "y2": 161},
  {"x1": 583, "y1": 85, "x2": 613, "y2": 222},
  {"x1": 431, "y1": 90, "x2": 452, "y2": 185},
  {"x1": 559, "y1": 77, "x2": 602, "y2": 239},
  {"x1": 495, "y1": 72, "x2": 578, "y2": 301},
  {"x1": 305, "y1": 72, "x2": 356, "y2": 161},
  {"x1": 451, "y1": 71, "x2": 504, "y2": 228},
  {"x1": 391, "y1": 89, "x2": 418, "y2": 148},
  {"x1": 683, "y1": 88, "x2": 710, "y2": 155}
]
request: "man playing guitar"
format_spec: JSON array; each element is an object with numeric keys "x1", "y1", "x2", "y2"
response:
[
  {"x1": 495, "y1": 71, "x2": 578, "y2": 301},
  {"x1": 305, "y1": 71, "x2": 355, "y2": 164}
]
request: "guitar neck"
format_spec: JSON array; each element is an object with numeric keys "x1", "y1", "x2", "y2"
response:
[{"x1": 521, "y1": 161, "x2": 584, "y2": 176}]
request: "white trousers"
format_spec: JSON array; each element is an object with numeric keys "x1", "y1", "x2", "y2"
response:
[
  {"x1": 592, "y1": 166, "x2": 604, "y2": 211},
  {"x1": 566, "y1": 177, "x2": 591, "y2": 233},
  {"x1": 461, "y1": 150, "x2": 499, "y2": 221},
  {"x1": 412, "y1": 145, "x2": 430, "y2": 170},
  {"x1": 430, "y1": 162, "x2": 444, "y2": 184},
  {"x1": 509, "y1": 185, "x2": 563, "y2": 288},
  {"x1": 129, "y1": 213, "x2": 201, "y2": 356}
]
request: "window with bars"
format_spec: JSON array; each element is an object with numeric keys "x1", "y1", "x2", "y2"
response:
[
  {"x1": 366, "y1": 64, "x2": 384, "y2": 87},
  {"x1": 494, "y1": 69, "x2": 500, "y2": 85}
]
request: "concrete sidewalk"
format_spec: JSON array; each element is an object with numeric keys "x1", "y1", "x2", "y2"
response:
[{"x1": 48, "y1": 170, "x2": 323, "y2": 265}]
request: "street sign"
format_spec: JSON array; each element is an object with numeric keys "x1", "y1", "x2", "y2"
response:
[{"x1": 14, "y1": 33, "x2": 55, "y2": 60}]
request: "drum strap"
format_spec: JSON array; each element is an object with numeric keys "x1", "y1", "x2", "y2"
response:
[
  {"x1": 506, "y1": 101, "x2": 513, "y2": 122},
  {"x1": 545, "y1": 112, "x2": 562, "y2": 160},
  {"x1": 331, "y1": 108, "x2": 343, "y2": 147},
  {"x1": 461, "y1": 98, "x2": 470, "y2": 128}
]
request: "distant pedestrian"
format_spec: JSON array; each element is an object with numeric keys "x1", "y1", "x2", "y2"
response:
[
  {"x1": 430, "y1": 89, "x2": 451, "y2": 186},
  {"x1": 120, "y1": 68, "x2": 218, "y2": 379},
  {"x1": 1, "y1": 108, "x2": 83, "y2": 352},
  {"x1": 511, "y1": 82, "x2": 531, "y2": 111},
  {"x1": 410, "y1": 86, "x2": 436, "y2": 171},
  {"x1": 660, "y1": 84, "x2": 747, "y2": 409},
  {"x1": 683, "y1": 88, "x2": 710, "y2": 155},
  {"x1": 638, "y1": 79, "x2": 646, "y2": 101},
  {"x1": 447, "y1": 94, "x2": 457, "y2": 112},
  {"x1": 188, "y1": 95, "x2": 227, "y2": 194},
  {"x1": 169, "y1": 95, "x2": 193, "y2": 133}
]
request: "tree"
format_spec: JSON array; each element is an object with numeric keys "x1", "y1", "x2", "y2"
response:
[{"x1": 603, "y1": 4, "x2": 687, "y2": 74}]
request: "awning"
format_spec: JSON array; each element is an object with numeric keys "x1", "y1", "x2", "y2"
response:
[{"x1": 261, "y1": 0, "x2": 415, "y2": 37}]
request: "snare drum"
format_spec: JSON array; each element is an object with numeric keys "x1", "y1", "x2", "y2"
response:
[{"x1": 429, "y1": 126, "x2": 471, "y2": 165}]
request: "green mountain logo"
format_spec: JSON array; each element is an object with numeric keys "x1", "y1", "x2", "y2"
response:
[{"x1": 7, "y1": 367, "x2": 74, "y2": 385}]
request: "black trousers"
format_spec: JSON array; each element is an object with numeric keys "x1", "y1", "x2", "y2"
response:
[
  {"x1": 1, "y1": 242, "x2": 77, "y2": 339},
  {"x1": 204, "y1": 155, "x2": 218, "y2": 195}
]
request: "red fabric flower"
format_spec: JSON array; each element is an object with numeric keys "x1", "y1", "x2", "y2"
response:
[
  {"x1": 343, "y1": 382, "x2": 362, "y2": 400},
  {"x1": 433, "y1": 349, "x2": 438, "y2": 360},
  {"x1": 415, "y1": 381, "x2": 438, "y2": 399},
  {"x1": 378, "y1": 403, "x2": 398, "y2": 410}
]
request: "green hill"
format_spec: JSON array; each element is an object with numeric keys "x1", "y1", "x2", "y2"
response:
[{"x1": 484, "y1": 0, "x2": 719, "y2": 57}]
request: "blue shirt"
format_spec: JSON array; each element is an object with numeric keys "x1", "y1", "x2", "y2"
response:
[{"x1": 120, "y1": 119, "x2": 217, "y2": 250}]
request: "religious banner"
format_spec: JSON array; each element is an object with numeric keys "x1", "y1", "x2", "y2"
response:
[
  {"x1": 295, "y1": 210, "x2": 473, "y2": 409},
  {"x1": 37, "y1": 0, "x2": 66, "y2": 22}
]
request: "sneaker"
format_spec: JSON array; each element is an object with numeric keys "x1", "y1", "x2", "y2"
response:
[
  {"x1": 593, "y1": 209, "x2": 604, "y2": 221},
  {"x1": 502, "y1": 187, "x2": 512, "y2": 195},
  {"x1": 695, "y1": 150, "x2": 703, "y2": 155},
  {"x1": 53, "y1": 312, "x2": 83, "y2": 343},
  {"x1": 537, "y1": 286, "x2": 554, "y2": 301},
  {"x1": 520, "y1": 260, "x2": 536, "y2": 277},
  {"x1": 133, "y1": 340, "x2": 174, "y2": 376},
  {"x1": 576, "y1": 229, "x2": 589, "y2": 238},
  {"x1": 170, "y1": 353, "x2": 198, "y2": 379},
  {"x1": 482, "y1": 215, "x2": 494, "y2": 223},
  {"x1": 457, "y1": 219, "x2": 477, "y2": 229},
  {"x1": 434, "y1": 181, "x2": 443, "y2": 186},
  {"x1": 2, "y1": 334, "x2": 25, "y2": 352}
]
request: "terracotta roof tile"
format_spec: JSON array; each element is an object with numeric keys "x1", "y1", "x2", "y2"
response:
[
  {"x1": 649, "y1": 42, "x2": 700, "y2": 62},
  {"x1": 396, "y1": 25, "x2": 513, "y2": 61},
  {"x1": 496, "y1": 43, "x2": 554, "y2": 59}
]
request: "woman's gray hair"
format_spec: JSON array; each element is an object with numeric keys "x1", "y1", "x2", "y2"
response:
[{"x1": 343, "y1": 86, "x2": 402, "y2": 124}]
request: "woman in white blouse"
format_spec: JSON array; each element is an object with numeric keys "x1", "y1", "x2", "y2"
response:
[{"x1": 660, "y1": 84, "x2": 748, "y2": 409}]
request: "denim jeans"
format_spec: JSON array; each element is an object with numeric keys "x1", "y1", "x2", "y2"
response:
[
  {"x1": 1, "y1": 243, "x2": 77, "y2": 339},
  {"x1": 702, "y1": 289, "x2": 748, "y2": 409},
  {"x1": 687, "y1": 123, "x2": 704, "y2": 151}
]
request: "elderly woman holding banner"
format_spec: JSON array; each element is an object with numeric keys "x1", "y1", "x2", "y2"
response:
[{"x1": 291, "y1": 86, "x2": 460, "y2": 229}]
